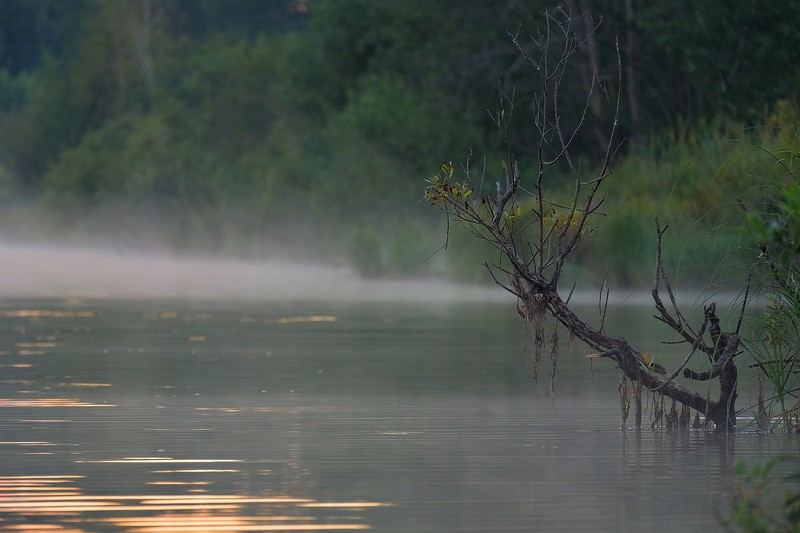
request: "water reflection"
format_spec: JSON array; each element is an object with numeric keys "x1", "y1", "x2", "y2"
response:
[
  {"x1": 0, "y1": 399, "x2": 116, "y2": 408},
  {"x1": 0, "y1": 474, "x2": 384, "y2": 531},
  {"x1": 2, "y1": 310, "x2": 95, "y2": 318},
  {"x1": 0, "y1": 298, "x2": 797, "y2": 531},
  {"x1": 273, "y1": 316, "x2": 337, "y2": 324}
]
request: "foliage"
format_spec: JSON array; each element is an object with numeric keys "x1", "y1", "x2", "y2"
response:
[
  {"x1": 731, "y1": 458, "x2": 800, "y2": 532},
  {"x1": 745, "y1": 181, "x2": 800, "y2": 431},
  {"x1": 571, "y1": 110, "x2": 800, "y2": 287},
  {"x1": 0, "y1": 0, "x2": 93, "y2": 74},
  {"x1": 348, "y1": 224, "x2": 385, "y2": 278},
  {"x1": 0, "y1": 1, "x2": 799, "y2": 278}
]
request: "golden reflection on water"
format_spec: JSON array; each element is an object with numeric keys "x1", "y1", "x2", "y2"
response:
[
  {"x1": 57, "y1": 383, "x2": 112, "y2": 388},
  {"x1": 0, "y1": 474, "x2": 384, "y2": 531},
  {"x1": 99, "y1": 517, "x2": 372, "y2": 532},
  {"x1": 1, "y1": 525, "x2": 87, "y2": 532},
  {"x1": 75, "y1": 457, "x2": 244, "y2": 464},
  {"x1": 0, "y1": 441, "x2": 60, "y2": 446},
  {"x1": 15, "y1": 341, "x2": 61, "y2": 357},
  {"x1": 274, "y1": 316, "x2": 337, "y2": 324},
  {"x1": 15, "y1": 342, "x2": 61, "y2": 348},
  {"x1": 0, "y1": 303, "x2": 388, "y2": 531},
  {"x1": 146, "y1": 481, "x2": 211, "y2": 486},
  {"x1": 150, "y1": 469, "x2": 241, "y2": 473},
  {"x1": 1, "y1": 310, "x2": 95, "y2": 318},
  {"x1": 236, "y1": 315, "x2": 338, "y2": 325},
  {"x1": 144, "y1": 311, "x2": 179, "y2": 320},
  {"x1": 0, "y1": 398, "x2": 116, "y2": 408},
  {"x1": 300, "y1": 503, "x2": 393, "y2": 509}
]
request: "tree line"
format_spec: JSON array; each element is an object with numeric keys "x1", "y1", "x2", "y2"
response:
[{"x1": 0, "y1": 0, "x2": 797, "y2": 281}]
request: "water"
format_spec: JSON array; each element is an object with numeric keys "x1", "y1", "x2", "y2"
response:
[{"x1": 0, "y1": 297, "x2": 796, "y2": 532}]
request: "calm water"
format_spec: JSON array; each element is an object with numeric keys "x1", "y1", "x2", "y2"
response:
[{"x1": 0, "y1": 297, "x2": 796, "y2": 532}]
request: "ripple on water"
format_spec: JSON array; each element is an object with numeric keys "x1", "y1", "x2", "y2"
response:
[{"x1": 0, "y1": 298, "x2": 797, "y2": 532}]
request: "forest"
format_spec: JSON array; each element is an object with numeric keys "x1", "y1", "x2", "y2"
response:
[{"x1": 0, "y1": 0, "x2": 798, "y2": 285}]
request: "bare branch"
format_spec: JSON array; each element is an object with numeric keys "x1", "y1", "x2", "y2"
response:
[
  {"x1": 425, "y1": 7, "x2": 746, "y2": 431},
  {"x1": 653, "y1": 315, "x2": 710, "y2": 391},
  {"x1": 652, "y1": 220, "x2": 711, "y2": 352},
  {"x1": 484, "y1": 263, "x2": 521, "y2": 297}
]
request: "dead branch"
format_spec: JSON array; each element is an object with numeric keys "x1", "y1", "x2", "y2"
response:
[{"x1": 426, "y1": 7, "x2": 744, "y2": 431}]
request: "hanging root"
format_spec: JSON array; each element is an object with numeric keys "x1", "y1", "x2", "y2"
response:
[
  {"x1": 666, "y1": 399, "x2": 679, "y2": 429},
  {"x1": 526, "y1": 294, "x2": 547, "y2": 382},
  {"x1": 679, "y1": 404, "x2": 691, "y2": 429},
  {"x1": 646, "y1": 392, "x2": 692, "y2": 430},
  {"x1": 618, "y1": 377, "x2": 630, "y2": 427},
  {"x1": 634, "y1": 380, "x2": 643, "y2": 428},
  {"x1": 651, "y1": 395, "x2": 664, "y2": 428},
  {"x1": 549, "y1": 325, "x2": 559, "y2": 398},
  {"x1": 524, "y1": 295, "x2": 546, "y2": 381}
]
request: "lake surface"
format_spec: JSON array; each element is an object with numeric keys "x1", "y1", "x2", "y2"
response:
[{"x1": 0, "y1": 296, "x2": 796, "y2": 532}]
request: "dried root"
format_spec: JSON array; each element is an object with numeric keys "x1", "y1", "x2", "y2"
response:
[
  {"x1": 549, "y1": 325, "x2": 559, "y2": 398},
  {"x1": 679, "y1": 404, "x2": 691, "y2": 429},
  {"x1": 634, "y1": 380, "x2": 643, "y2": 428},
  {"x1": 666, "y1": 399, "x2": 678, "y2": 429},
  {"x1": 651, "y1": 395, "x2": 664, "y2": 428},
  {"x1": 618, "y1": 377, "x2": 630, "y2": 427},
  {"x1": 524, "y1": 293, "x2": 548, "y2": 383}
]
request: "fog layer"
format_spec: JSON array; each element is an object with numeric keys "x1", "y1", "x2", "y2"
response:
[{"x1": 0, "y1": 242, "x2": 509, "y2": 302}]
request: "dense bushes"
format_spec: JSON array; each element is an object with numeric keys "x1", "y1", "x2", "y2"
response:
[{"x1": 0, "y1": 1, "x2": 798, "y2": 282}]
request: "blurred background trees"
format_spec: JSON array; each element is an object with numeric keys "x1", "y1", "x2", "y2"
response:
[{"x1": 0, "y1": 0, "x2": 798, "y2": 283}]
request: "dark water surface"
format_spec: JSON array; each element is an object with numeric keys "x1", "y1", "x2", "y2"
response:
[{"x1": 0, "y1": 297, "x2": 796, "y2": 532}]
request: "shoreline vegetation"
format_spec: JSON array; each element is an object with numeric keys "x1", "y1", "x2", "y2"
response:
[
  {"x1": 0, "y1": 1, "x2": 797, "y2": 290},
  {"x1": 0, "y1": 3, "x2": 797, "y2": 524},
  {"x1": 1, "y1": 111, "x2": 796, "y2": 291}
]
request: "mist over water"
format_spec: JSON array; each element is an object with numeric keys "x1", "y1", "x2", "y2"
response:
[
  {"x1": 0, "y1": 241, "x2": 738, "y2": 306},
  {"x1": 0, "y1": 242, "x2": 511, "y2": 302}
]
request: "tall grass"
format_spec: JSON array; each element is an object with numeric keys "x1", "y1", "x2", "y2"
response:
[
  {"x1": 745, "y1": 182, "x2": 800, "y2": 431},
  {"x1": 568, "y1": 104, "x2": 800, "y2": 288},
  {"x1": 434, "y1": 106, "x2": 800, "y2": 286}
]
